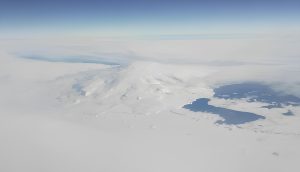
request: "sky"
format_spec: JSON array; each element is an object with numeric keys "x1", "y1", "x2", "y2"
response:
[{"x1": 1, "y1": 0, "x2": 300, "y2": 37}]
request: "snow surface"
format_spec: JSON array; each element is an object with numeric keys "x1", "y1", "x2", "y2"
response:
[{"x1": 0, "y1": 38, "x2": 300, "y2": 172}]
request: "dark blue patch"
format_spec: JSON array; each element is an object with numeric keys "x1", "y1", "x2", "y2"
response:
[
  {"x1": 213, "y1": 82, "x2": 300, "y2": 108},
  {"x1": 183, "y1": 98, "x2": 265, "y2": 125},
  {"x1": 282, "y1": 110, "x2": 294, "y2": 116},
  {"x1": 21, "y1": 55, "x2": 123, "y2": 66}
]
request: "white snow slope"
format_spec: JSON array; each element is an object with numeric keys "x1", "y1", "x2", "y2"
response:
[{"x1": 0, "y1": 38, "x2": 300, "y2": 172}]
